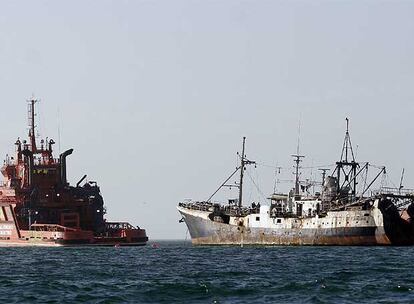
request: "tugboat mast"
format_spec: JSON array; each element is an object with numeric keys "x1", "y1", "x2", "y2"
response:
[{"x1": 28, "y1": 98, "x2": 38, "y2": 153}]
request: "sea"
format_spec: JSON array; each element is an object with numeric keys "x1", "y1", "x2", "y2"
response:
[{"x1": 0, "y1": 241, "x2": 413, "y2": 303}]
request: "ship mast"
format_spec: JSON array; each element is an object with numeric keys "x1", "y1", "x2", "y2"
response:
[
  {"x1": 334, "y1": 118, "x2": 359, "y2": 200},
  {"x1": 291, "y1": 154, "x2": 305, "y2": 196},
  {"x1": 291, "y1": 119, "x2": 305, "y2": 196},
  {"x1": 319, "y1": 168, "x2": 330, "y2": 187},
  {"x1": 238, "y1": 137, "x2": 245, "y2": 208},
  {"x1": 27, "y1": 98, "x2": 38, "y2": 153},
  {"x1": 206, "y1": 137, "x2": 255, "y2": 206},
  {"x1": 237, "y1": 137, "x2": 255, "y2": 208}
]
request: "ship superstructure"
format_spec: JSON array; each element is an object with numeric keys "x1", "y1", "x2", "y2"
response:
[
  {"x1": 0, "y1": 98, "x2": 148, "y2": 246},
  {"x1": 178, "y1": 120, "x2": 414, "y2": 245}
]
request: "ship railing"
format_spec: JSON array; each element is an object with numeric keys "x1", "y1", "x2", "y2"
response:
[
  {"x1": 30, "y1": 224, "x2": 78, "y2": 232},
  {"x1": 179, "y1": 201, "x2": 215, "y2": 212},
  {"x1": 105, "y1": 222, "x2": 136, "y2": 230},
  {"x1": 33, "y1": 158, "x2": 60, "y2": 166},
  {"x1": 225, "y1": 208, "x2": 258, "y2": 217},
  {"x1": 179, "y1": 201, "x2": 262, "y2": 217},
  {"x1": 373, "y1": 187, "x2": 414, "y2": 197}
]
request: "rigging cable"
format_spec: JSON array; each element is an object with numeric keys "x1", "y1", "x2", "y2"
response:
[
  {"x1": 245, "y1": 168, "x2": 268, "y2": 202},
  {"x1": 255, "y1": 162, "x2": 336, "y2": 170}
]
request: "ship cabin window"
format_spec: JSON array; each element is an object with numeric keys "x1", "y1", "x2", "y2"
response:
[
  {"x1": 276, "y1": 218, "x2": 282, "y2": 224},
  {"x1": 256, "y1": 216, "x2": 260, "y2": 221}
]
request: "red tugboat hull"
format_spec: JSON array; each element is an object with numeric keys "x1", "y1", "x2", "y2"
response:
[{"x1": 0, "y1": 204, "x2": 148, "y2": 247}]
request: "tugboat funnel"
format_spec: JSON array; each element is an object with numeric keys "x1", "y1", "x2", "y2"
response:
[{"x1": 60, "y1": 149, "x2": 73, "y2": 185}]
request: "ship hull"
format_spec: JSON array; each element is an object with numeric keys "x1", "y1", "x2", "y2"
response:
[
  {"x1": 0, "y1": 236, "x2": 148, "y2": 247},
  {"x1": 0, "y1": 241, "x2": 148, "y2": 247},
  {"x1": 178, "y1": 206, "x2": 392, "y2": 246},
  {"x1": 0, "y1": 216, "x2": 148, "y2": 247}
]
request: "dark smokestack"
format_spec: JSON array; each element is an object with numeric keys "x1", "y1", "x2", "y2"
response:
[{"x1": 60, "y1": 149, "x2": 74, "y2": 185}]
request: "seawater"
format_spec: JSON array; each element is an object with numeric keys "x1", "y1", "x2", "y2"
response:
[{"x1": 0, "y1": 241, "x2": 413, "y2": 303}]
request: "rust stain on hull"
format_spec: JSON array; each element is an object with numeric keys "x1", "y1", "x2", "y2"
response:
[{"x1": 191, "y1": 230, "x2": 391, "y2": 246}]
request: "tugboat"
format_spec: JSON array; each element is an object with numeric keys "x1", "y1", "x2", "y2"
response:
[
  {"x1": 178, "y1": 119, "x2": 414, "y2": 246},
  {"x1": 0, "y1": 98, "x2": 148, "y2": 246}
]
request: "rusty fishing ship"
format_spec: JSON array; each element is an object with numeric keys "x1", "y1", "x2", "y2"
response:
[
  {"x1": 178, "y1": 120, "x2": 414, "y2": 246},
  {"x1": 0, "y1": 98, "x2": 148, "y2": 246}
]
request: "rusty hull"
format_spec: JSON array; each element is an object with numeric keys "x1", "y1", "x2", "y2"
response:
[{"x1": 178, "y1": 206, "x2": 391, "y2": 246}]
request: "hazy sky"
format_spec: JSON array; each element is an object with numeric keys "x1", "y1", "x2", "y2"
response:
[{"x1": 1, "y1": 0, "x2": 413, "y2": 239}]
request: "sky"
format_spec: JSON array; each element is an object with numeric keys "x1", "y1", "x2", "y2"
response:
[{"x1": 0, "y1": 0, "x2": 413, "y2": 239}]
